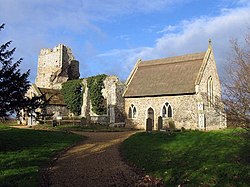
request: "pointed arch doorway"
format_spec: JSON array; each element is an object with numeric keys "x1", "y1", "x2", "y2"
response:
[{"x1": 147, "y1": 107, "x2": 154, "y2": 130}]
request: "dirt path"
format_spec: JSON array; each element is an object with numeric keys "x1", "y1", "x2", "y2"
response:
[{"x1": 46, "y1": 131, "x2": 141, "y2": 187}]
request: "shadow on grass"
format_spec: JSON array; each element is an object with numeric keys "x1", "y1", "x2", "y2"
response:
[
  {"x1": 239, "y1": 131, "x2": 250, "y2": 163},
  {"x1": 121, "y1": 129, "x2": 250, "y2": 186},
  {"x1": 0, "y1": 125, "x2": 82, "y2": 186}
]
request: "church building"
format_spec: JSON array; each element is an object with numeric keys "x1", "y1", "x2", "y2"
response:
[
  {"x1": 123, "y1": 41, "x2": 226, "y2": 130},
  {"x1": 23, "y1": 41, "x2": 226, "y2": 130},
  {"x1": 23, "y1": 44, "x2": 125, "y2": 125}
]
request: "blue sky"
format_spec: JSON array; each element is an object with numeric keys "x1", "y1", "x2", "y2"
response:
[{"x1": 0, "y1": 0, "x2": 250, "y2": 82}]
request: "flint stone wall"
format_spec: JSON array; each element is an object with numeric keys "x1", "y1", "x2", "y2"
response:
[
  {"x1": 81, "y1": 76, "x2": 125, "y2": 124},
  {"x1": 124, "y1": 49, "x2": 226, "y2": 130},
  {"x1": 125, "y1": 94, "x2": 198, "y2": 130},
  {"x1": 44, "y1": 105, "x2": 69, "y2": 117},
  {"x1": 35, "y1": 44, "x2": 79, "y2": 89},
  {"x1": 197, "y1": 50, "x2": 226, "y2": 130}
]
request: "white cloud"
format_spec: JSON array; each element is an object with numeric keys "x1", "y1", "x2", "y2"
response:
[
  {"x1": 157, "y1": 25, "x2": 178, "y2": 33},
  {"x1": 1, "y1": 0, "x2": 250, "y2": 82},
  {"x1": 237, "y1": 0, "x2": 250, "y2": 5},
  {"x1": 100, "y1": 6, "x2": 250, "y2": 80},
  {"x1": 0, "y1": 0, "x2": 187, "y2": 81},
  {"x1": 0, "y1": 0, "x2": 184, "y2": 25},
  {"x1": 79, "y1": 0, "x2": 186, "y2": 19}
]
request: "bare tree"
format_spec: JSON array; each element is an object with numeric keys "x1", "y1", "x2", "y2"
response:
[{"x1": 223, "y1": 31, "x2": 250, "y2": 130}]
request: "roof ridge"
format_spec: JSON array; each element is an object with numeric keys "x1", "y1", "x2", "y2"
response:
[
  {"x1": 139, "y1": 51, "x2": 206, "y2": 67},
  {"x1": 140, "y1": 58, "x2": 204, "y2": 67}
]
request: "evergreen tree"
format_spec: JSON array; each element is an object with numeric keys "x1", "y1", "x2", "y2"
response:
[{"x1": 0, "y1": 24, "x2": 31, "y2": 118}]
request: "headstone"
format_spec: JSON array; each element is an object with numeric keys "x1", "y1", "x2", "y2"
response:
[
  {"x1": 52, "y1": 120, "x2": 57, "y2": 127},
  {"x1": 28, "y1": 112, "x2": 36, "y2": 125},
  {"x1": 169, "y1": 120, "x2": 175, "y2": 129},
  {"x1": 56, "y1": 116, "x2": 62, "y2": 125},
  {"x1": 158, "y1": 116, "x2": 163, "y2": 130},
  {"x1": 80, "y1": 117, "x2": 86, "y2": 126},
  {"x1": 146, "y1": 118, "x2": 153, "y2": 132}
]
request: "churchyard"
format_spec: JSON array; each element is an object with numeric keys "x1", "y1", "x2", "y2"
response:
[
  {"x1": 121, "y1": 128, "x2": 250, "y2": 186},
  {"x1": 0, "y1": 123, "x2": 249, "y2": 186},
  {"x1": 0, "y1": 124, "x2": 82, "y2": 186}
]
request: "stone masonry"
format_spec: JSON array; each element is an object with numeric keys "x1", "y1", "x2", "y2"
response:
[
  {"x1": 25, "y1": 42, "x2": 226, "y2": 130},
  {"x1": 124, "y1": 43, "x2": 226, "y2": 130},
  {"x1": 81, "y1": 76, "x2": 125, "y2": 124},
  {"x1": 35, "y1": 44, "x2": 80, "y2": 89},
  {"x1": 125, "y1": 94, "x2": 199, "y2": 130},
  {"x1": 24, "y1": 44, "x2": 126, "y2": 125},
  {"x1": 197, "y1": 47, "x2": 226, "y2": 130}
]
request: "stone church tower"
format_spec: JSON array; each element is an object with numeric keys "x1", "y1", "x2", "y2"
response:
[{"x1": 35, "y1": 44, "x2": 80, "y2": 89}]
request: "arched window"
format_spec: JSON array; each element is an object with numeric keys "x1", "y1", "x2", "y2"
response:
[
  {"x1": 128, "y1": 104, "x2": 137, "y2": 118},
  {"x1": 168, "y1": 105, "x2": 172, "y2": 117},
  {"x1": 133, "y1": 107, "x2": 137, "y2": 118},
  {"x1": 207, "y1": 76, "x2": 213, "y2": 107},
  {"x1": 162, "y1": 102, "x2": 173, "y2": 118},
  {"x1": 128, "y1": 107, "x2": 132, "y2": 118}
]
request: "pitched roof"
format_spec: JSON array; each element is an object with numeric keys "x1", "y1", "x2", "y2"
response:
[
  {"x1": 124, "y1": 52, "x2": 207, "y2": 97},
  {"x1": 38, "y1": 87, "x2": 65, "y2": 105}
]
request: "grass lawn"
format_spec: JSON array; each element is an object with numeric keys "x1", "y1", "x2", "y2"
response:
[
  {"x1": 0, "y1": 124, "x2": 82, "y2": 187},
  {"x1": 121, "y1": 129, "x2": 250, "y2": 186}
]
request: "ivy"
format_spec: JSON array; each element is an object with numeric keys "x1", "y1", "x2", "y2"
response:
[
  {"x1": 87, "y1": 74, "x2": 107, "y2": 115},
  {"x1": 61, "y1": 79, "x2": 84, "y2": 115}
]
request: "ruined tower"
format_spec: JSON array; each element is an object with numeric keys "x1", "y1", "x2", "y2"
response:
[{"x1": 35, "y1": 44, "x2": 80, "y2": 89}]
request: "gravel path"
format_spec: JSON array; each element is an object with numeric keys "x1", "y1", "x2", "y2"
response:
[{"x1": 46, "y1": 131, "x2": 141, "y2": 187}]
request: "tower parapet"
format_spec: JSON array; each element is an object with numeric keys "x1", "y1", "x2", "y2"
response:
[{"x1": 35, "y1": 44, "x2": 80, "y2": 89}]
